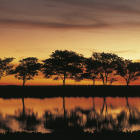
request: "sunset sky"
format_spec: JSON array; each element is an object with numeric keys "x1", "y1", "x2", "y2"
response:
[{"x1": 1, "y1": 0, "x2": 140, "y2": 85}]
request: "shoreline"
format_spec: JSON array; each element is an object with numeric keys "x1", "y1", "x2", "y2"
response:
[
  {"x1": 0, "y1": 85, "x2": 140, "y2": 98},
  {"x1": 0, "y1": 130, "x2": 140, "y2": 140}
]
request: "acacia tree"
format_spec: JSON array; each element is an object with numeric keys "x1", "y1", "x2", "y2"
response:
[
  {"x1": 108, "y1": 77, "x2": 118, "y2": 85},
  {"x1": 115, "y1": 59, "x2": 140, "y2": 86},
  {"x1": 81, "y1": 57, "x2": 100, "y2": 85},
  {"x1": 42, "y1": 50, "x2": 84, "y2": 86},
  {"x1": 14, "y1": 57, "x2": 41, "y2": 86},
  {"x1": 91, "y1": 52, "x2": 122, "y2": 85},
  {"x1": 0, "y1": 57, "x2": 15, "y2": 80},
  {"x1": 12, "y1": 57, "x2": 41, "y2": 115}
]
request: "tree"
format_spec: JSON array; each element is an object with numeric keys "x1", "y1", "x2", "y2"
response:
[
  {"x1": 115, "y1": 59, "x2": 140, "y2": 86},
  {"x1": 12, "y1": 57, "x2": 41, "y2": 115},
  {"x1": 13, "y1": 57, "x2": 41, "y2": 86},
  {"x1": 42, "y1": 50, "x2": 84, "y2": 85},
  {"x1": 108, "y1": 77, "x2": 118, "y2": 85},
  {"x1": 81, "y1": 57, "x2": 100, "y2": 85},
  {"x1": 91, "y1": 52, "x2": 122, "y2": 85},
  {"x1": 0, "y1": 57, "x2": 14, "y2": 80}
]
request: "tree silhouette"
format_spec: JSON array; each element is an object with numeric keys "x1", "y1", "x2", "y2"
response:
[
  {"x1": 91, "y1": 52, "x2": 122, "y2": 85},
  {"x1": 42, "y1": 50, "x2": 84, "y2": 85},
  {"x1": 115, "y1": 60, "x2": 140, "y2": 86},
  {"x1": 63, "y1": 96, "x2": 66, "y2": 119},
  {"x1": 11, "y1": 57, "x2": 41, "y2": 115},
  {"x1": 108, "y1": 77, "x2": 118, "y2": 85},
  {"x1": 13, "y1": 57, "x2": 41, "y2": 87},
  {"x1": 22, "y1": 97, "x2": 25, "y2": 116},
  {"x1": 81, "y1": 58, "x2": 100, "y2": 85},
  {"x1": 0, "y1": 57, "x2": 14, "y2": 80},
  {"x1": 15, "y1": 108, "x2": 40, "y2": 131}
]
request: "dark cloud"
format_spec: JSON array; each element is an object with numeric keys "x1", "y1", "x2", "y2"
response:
[
  {"x1": 0, "y1": 0, "x2": 140, "y2": 29},
  {"x1": 50, "y1": 0, "x2": 140, "y2": 14},
  {"x1": 0, "y1": 19, "x2": 108, "y2": 29}
]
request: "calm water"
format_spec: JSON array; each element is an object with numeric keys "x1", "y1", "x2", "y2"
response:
[{"x1": 0, "y1": 97, "x2": 140, "y2": 133}]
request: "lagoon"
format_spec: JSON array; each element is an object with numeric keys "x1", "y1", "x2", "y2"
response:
[{"x1": 0, "y1": 97, "x2": 140, "y2": 133}]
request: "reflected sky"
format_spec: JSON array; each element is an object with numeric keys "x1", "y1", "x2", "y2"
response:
[{"x1": 0, "y1": 97, "x2": 140, "y2": 133}]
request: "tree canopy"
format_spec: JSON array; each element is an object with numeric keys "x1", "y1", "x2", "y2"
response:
[
  {"x1": 1, "y1": 51, "x2": 140, "y2": 86},
  {"x1": 115, "y1": 59, "x2": 140, "y2": 86},
  {"x1": 0, "y1": 57, "x2": 15, "y2": 80},
  {"x1": 42, "y1": 50, "x2": 84, "y2": 85},
  {"x1": 91, "y1": 52, "x2": 122, "y2": 85},
  {"x1": 13, "y1": 57, "x2": 41, "y2": 86},
  {"x1": 81, "y1": 57, "x2": 100, "y2": 85}
]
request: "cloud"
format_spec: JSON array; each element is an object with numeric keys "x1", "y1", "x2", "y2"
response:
[
  {"x1": 90, "y1": 49, "x2": 100, "y2": 53},
  {"x1": 109, "y1": 49, "x2": 139, "y2": 54},
  {"x1": 90, "y1": 49, "x2": 138, "y2": 54},
  {"x1": 0, "y1": 19, "x2": 108, "y2": 29},
  {"x1": 1, "y1": 0, "x2": 140, "y2": 29},
  {"x1": 133, "y1": 59, "x2": 140, "y2": 62},
  {"x1": 51, "y1": 0, "x2": 140, "y2": 14}
]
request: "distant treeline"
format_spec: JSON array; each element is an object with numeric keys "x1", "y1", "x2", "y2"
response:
[{"x1": 1, "y1": 50, "x2": 140, "y2": 86}]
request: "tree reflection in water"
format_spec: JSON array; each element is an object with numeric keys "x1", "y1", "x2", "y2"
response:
[
  {"x1": 115, "y1": 97, "x2": 140, "y2": 131},
  {"x1": 0, "y1": 112, "x2": 11, "y2": 132},
  {"x1": 85, "y1": 97, "x2": 113, "y2": 132},
  {"x1": 84, "y1": 97, "x2": 140, "y2": 132},
  {"x1": 42, "y1": 97, "x2": 140, "y2": 133},
  {"x1": 43, "y1": 108, "x2": 83, "y2": 132},
  {"x1": 14, "y1": 107, "x2": 40, "y2": 131},
  {"x1": 1, "y1": 97, "x2": 140, "y2": 133}
]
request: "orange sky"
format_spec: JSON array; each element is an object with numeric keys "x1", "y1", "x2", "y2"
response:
[
  {"x1": 0, "y1": 73, "x2": 140, "y2": 86},
  {"x1": 1, "y1": 0, "x2": 140, "y2": 85}
]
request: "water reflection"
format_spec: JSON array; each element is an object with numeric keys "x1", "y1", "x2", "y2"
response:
[{"x1": 0, "y1": 97, "x2": 140, "y2": 133}]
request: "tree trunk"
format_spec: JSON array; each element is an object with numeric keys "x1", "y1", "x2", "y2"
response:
[
  {"x1": 63, "y1": 72, "x2": 66, "y2": 86},
  {"x1": 102, "y1": 97, "x2": 107, "y2": 114},
  {"x1": 101, "y1": 97, "x2": 105, "y2": 113},
  {"x1": 0, "y1": 69, "x2": 1, "y2": 80},
  {"x1": 63, "y1": 79, "x2": 65, "y2": 86},
  {"x1": 126, "y1": 97, "x2": 129, "y2": 107},
  {"x1": 62, "y1": 73, "x2": 66, "y2": 119},
  {"x1": 63, "y1": 96, "x2": 66, "y2": 119},
  {"x1": 103, "y1": 77, "x2": 105, "y2": 85},
  {"x1": 93, "y1": 79, "x2": 95, "y2": 85},
  {"x1": 22, "y1": 97, "x2": 25, "y2": 116},
  {"x1": 62, "y1": 79, "x2": 66, "y2": 126},
  {"x1": 127, "y1": 81, "x2": 129, "y2": 86},
  {"x1": 23, "y1": 80, "x2": 25, "y2": 87},
  {"x1": 105, "y1": 76, "x2": 107, "y2": 85},
  {"x1": 100, "y1": 74, "x2": 104, "y2": 85},
  {"x1": 93, "y1": 97, "x2": 95, "y2": 110},
  {"x1": 22, "y1": 79, "x2": 25, "y2": 116}
]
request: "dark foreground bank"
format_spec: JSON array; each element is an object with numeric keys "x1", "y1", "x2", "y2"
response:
[
  {"x1": 0, "y1": 130, "x2": 140, "y2": 140},
  {"x1": 0, "y1": 85, "x2": 140, "y2": 98}
]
